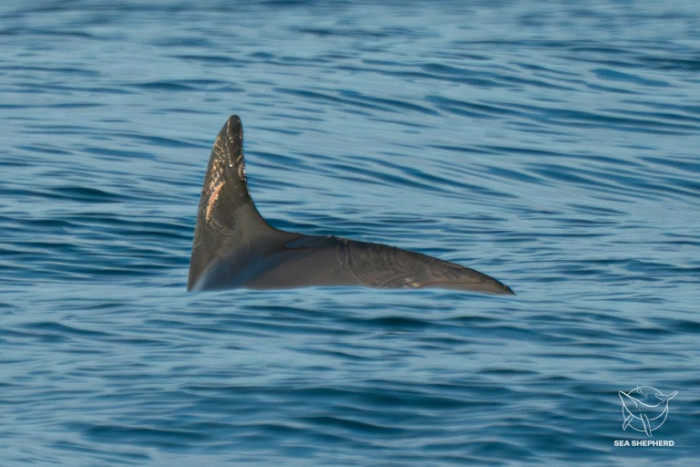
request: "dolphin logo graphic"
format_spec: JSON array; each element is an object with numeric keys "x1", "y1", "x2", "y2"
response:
[{"x1": 619, "y1": 386, "x2": 676, "y2": 437}]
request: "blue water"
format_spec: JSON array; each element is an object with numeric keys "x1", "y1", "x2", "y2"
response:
[{"x1": 2, "y1": 0, "x2": 699, "y2": 464}]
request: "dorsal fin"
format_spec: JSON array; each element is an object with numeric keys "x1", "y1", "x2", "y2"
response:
[
  {"x1": 187, "y1": 115, "x2": 277, "y2": 290},
  {"x1": 188, "y1": 115, "x2": 514, "y2": 294}
]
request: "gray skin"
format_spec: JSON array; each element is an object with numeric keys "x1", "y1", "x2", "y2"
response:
[{"x1": 188, "y1": 115, "x2": 514, "y2": 294}]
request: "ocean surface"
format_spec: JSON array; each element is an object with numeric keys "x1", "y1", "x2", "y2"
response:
[{"x1": 1, "y1": 0, "x2": 699, "y2": 465}]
